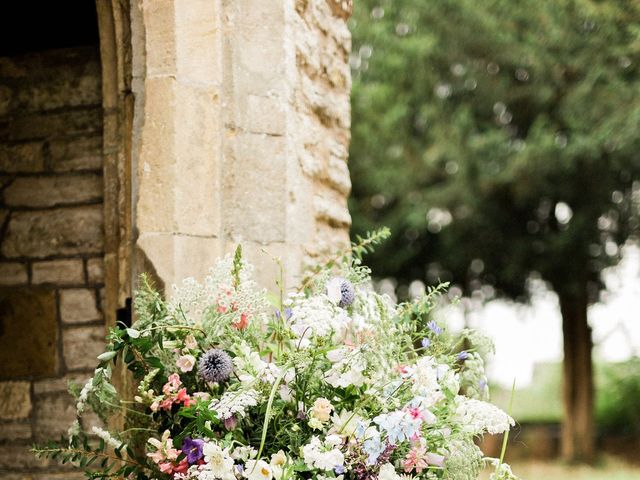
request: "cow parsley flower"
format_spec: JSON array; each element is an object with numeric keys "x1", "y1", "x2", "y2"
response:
[
  {"x1": 210, "y1": 389, "x2": 260, "y2": 420},
  {"x1": 453, "y1": 397, "x2": 514, "y2": 435}
]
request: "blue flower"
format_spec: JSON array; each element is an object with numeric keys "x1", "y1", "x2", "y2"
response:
[
  {"x1": 427, "y1": 320, "x2": 443, "y2": 335},
  {"x1": 373, "y1": 411, "x2": 420, "y2": 445},
  {"x1": 334, "y1": 465, "x2": 346, "y2": 475},
  {"x1": 457, "y1": 350, "x2": 469, "y2": 361},
  {"x1": 363, "y1": 435, "x2": 385, "y2": 465},
  {"x1": 421, "y1": 337, "x2": 431, "y2": 349}
]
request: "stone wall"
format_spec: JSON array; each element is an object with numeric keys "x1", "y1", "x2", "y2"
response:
[
  {"x1": 133, "y1": 0, "x2": 353, "y2": 292},
  {"x1": 0, "y1": 47, "x2": 104, "y2": 479}
]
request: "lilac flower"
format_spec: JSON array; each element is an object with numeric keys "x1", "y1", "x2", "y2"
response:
[
  {"x1": 457, "y1": 350, "x2": 469, "y2": 361},
  {"x1": 421, "y1": 337, "x2": 431, "y2": 349},
  {"x1": 181, "y1": 437, "x2": 204, "y2": 464},
  {"x1": 427, "y1": 320, "x2": 443, "y2": 335},
  {"x1": 334, "y1": 465, "x2": 346, "y2": 475}
]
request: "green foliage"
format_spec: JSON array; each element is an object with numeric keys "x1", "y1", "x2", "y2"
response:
[
  {"x1": 596, "y1": 357, "x2": 640, "y2": 435},
  {"x1": 350, "y1": 0, "x2": 640, "y2": 302}
]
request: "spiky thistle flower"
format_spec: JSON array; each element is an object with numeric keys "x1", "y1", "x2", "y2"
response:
[{"x1": 198, "y1": 348, "x2": 233, "y2": 383}]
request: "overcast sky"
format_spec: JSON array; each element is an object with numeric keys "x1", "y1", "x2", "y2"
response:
[{"x1": 437, "y1": 244, "x2": 640, "y2": 387}]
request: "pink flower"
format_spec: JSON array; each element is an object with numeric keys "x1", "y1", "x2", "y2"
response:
[
  {"x1": 163, "y1": 374, "x2": 182, "y2": 396},
  {"x1": 403, "y1": 445, "x2": 429, "y2": 473},
  {"x1": 159, "y1": 462, "x2": 174, "y2": 474},
  {"x1": 175, "y1": 388, "x2": 191, "y2": 405},
  {"x1": 232, "y1": 312, "x2": 249, "y2": 330},
  {"x1": 184, "y1": 334, "x2": 198, "y2": 350},
  {"x1": 173, "y1": 458, "x2": 189, "y2": 475},
  {"x1": 159, "y1": 398, "x2": 174, "y2": 411},
  {"x1": 176, "y1": 354, "x2": 196, "y2": 372},
  {"x1": 425, "y1": 452, "x2": 445, "y2": 468}
]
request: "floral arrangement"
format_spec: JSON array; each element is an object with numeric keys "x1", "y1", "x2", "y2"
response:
[{"x1": 34, "y1": 230, "x2": 520, "y2": 480}]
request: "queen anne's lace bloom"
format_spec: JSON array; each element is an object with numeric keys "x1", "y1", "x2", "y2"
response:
[
  {"x1": 288, "y1": 295, "x2": 351, "y2": 348},
  {"x1": 453, "y1": 397, "x2": 515, "y2": 435},
  {"x1": 209, "y1": 389, "x2": 260, "y2": 420}
]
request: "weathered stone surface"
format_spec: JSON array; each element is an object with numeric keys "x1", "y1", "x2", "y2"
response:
[
  {"x1": 0, "y1": 142, "x2": 44, "y2": 173},
  {"x1": 1, "y1": 206, "x2": 103, "y2": 258},
  {"x1": 0, "y1": 47, "x2": 101, "y2": 114},
  {"x1": 0, "y1": 443, "x2": 56, "y2": 470},
  {"x1": 49, "y1": 135, "x2": 103, "y2": 172},
  {"x1": 0, "y1": 108, "x2": 102, "y2": 141},
  {"x1": 0, "y1": 288, "x2": 57, "y2": 378},
  {"x1": 32, "y1": 259, "x2": 84, "y2": 285},
  {"x1": 62, "y1": 325, "x2": 105, "y2": 370},
  {"x1": 60, "y1": 288, "x2": 101, "y2": 324},
  {"x1": 0, "y1": 381, "x2": 32, "y2": 420},
  {"x1": 0, "y1": 262, "x2": 28, "y2": 285},
  {"x1": 33, "y1": 374, "x2": 90, "y2": 395},
  {"x1": 86, "y1": 257, "x2": 104, "y2": 284},
  {"x1": 3, "y1": 174, "x2": 103, "y2": 208},
  {"x1": 0, "y1": 421, "x2": 32, "y2": 441},
  {"x1": 33, "y1": 391, "x2": 77, "y2": 441}
]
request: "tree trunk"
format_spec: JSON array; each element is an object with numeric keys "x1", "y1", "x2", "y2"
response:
[{"x1": 559, "y1": 292, "x2": 595, "y2": 463}]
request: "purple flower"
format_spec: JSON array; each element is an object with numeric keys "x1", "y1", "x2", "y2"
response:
[
  {"x1": 335, "y1": 465, "x2": 346, "y2": 475},
  {"x1": 198, "y1": 348, "x2": 233, "y2": 383},
  {"x1": 427, "y1": 320, "x2": 443, "y2": 335},
  {"x1": 182, "y1": 437, "x2": 204, "y2": 464},
  {"x1": 327, "y1": 277, "x2": 356, "y2": 308},
  {"x1": 457, "y1": 350, "x2": 469, "y2": 361},
  {"x1": 421, "y1": 337, "x2": 431, "y2": 349}
]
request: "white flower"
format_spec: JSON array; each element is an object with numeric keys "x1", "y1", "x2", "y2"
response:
[
  {"x1": 210, "y1": 389, "x2": 260, "y2": 420},
  {"x1": 302, "y1": 436, "x2": 345, "y2": 471},
  {"x1": 231, "y1": 445, "x2": 257, "y2": 461},
  {"x1": 329, "y1": 410, "x2": 364, "y2": 438},
  {"x1": 184, "y1": 334, "x2": 198, "y2": 350},
  {"x1": 177, "y1": 354, "x2": 196, "y2": 372},
  {"x1": 244, "y1": 460, "x2": 273, "y2": 480},
  {"x1": 454, "y1": 396, "x2": 515, "y2": 435},
  {"x1": 409, "y1": 357, "x2": 445, "y2": 406},
  {"x1": 270, "y1": 450, "x2": 287, "y2": 480},
  {"x1": 378, "y1": 463, "x2": 401, "y2": 480},
  {"x1": 92, "y1": 426, "x2": 126, "y2": 450},
  {"x1": 288, "y1": 296, "x2": 351, "y2": 347},
  {"x1": 234, "y1": 342, "x2": 281, "y2": 384},
  {"x1": 324, "y1": 347, "x2": 367, "y2": 388},
  {"x1": 312, "y1": 398, "x2": 333, "y2": 422},
  {"x1": 202, "y1": 442, "x2": 235, "y2": 480}
]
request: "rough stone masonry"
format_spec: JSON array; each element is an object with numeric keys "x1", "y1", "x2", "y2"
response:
[{"x1": 0, "y1": 0, "x2": 353, "y2": 478}]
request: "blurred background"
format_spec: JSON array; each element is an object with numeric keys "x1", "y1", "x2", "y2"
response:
[{"x1": 348, "y1": 1, "x2": 640, "y2": 478}]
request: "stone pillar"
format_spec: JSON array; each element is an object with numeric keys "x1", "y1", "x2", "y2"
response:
[{"x1": 133, "y1": 0, "x2": 353, "y2": 291}]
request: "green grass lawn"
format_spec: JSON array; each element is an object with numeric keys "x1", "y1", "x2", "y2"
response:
[{"x1": 479, "y1": 457, "x2": 640, "y2": 480}]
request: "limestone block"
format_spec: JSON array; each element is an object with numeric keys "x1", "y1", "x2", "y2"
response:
[
  {"x1": 0, "y1": 421, "x2": 32, "y2": 441},
  {"x1": 60, "y1": 289, "x2": 101, "y2": 324},
  {"x1": 62, "y1": 325, "x2": 105, "y2": 370},
  {"x1": 136, "y1": 77, "x2": 176, "y2": 234},
  {"x1": 136, "y1": 234, "x2": 224, "y2": 291},
  {"x1": 1, "y1": 206, "x2": 103, "y2": 258},
  {"x1": 3, "y1": 174, "x2": 103, "y2": 208},
  {"x1": 32, "y1": 259, "x2": 85, "y2": 285},
  {"x1": 87, "y1": 257, "x2": 105, "y2": 284},
  {"x1": 327, "y1": 155, "x2": 351, "y2": 195},
  {"x1": 0, "y1": 141, "x2": 44, "y2": 173},
  {"x1": 142, "y1": 0, "x2": 178, "y2": 76},
  {"x1": 1, "y1": 108, "x2": 102, "y2": 141},
  {"x1": 174, "y1": 0, "x2": 221, "y2": 84},
  {"x1": 0, "y1": 381, "x2": 32, "y2": 420},
  {"x1": 0, "y1": 262, "x2": 28, "y2": 285},
  {"x1": 313, "y1": 192, "x2": 351, "y2": 228},
  {"x1": 33, "y1": 391, "x2": 77, "y2": 442},
  {"x1": 0, "y1": 288, "x2": 57, "y2": 378},
  {"x1": 173, "y1": 83, "x2": 221, "y2": 236},
  {"x1": 0, "y1": 443, "x2": 56, "y2": 470},
  {"x1": 222, "y1": 132, "x2": 288, "y2": 243},
  {"x1": 49, "y1": 135, "x2": 103, "y2": 172},
  {"x1": 33, "y1": 374, "x2": 90, "y2": 395}
]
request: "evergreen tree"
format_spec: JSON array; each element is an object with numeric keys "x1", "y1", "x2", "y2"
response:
[{"x1": 350, "y1": 0, "x2": 640, "y2": 462}]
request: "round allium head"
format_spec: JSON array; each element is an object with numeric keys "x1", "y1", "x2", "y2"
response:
[
  {"x1": 198, "y1": 348, "x2": 233, "y2": 383},
  {"x1": 326, "y1": 277, "x2": 356, "y2": 308}
]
